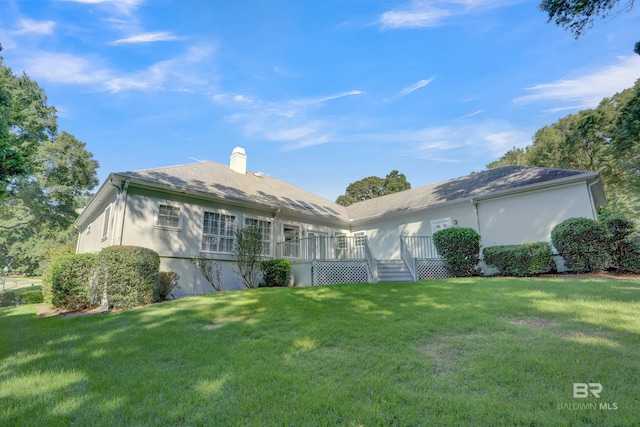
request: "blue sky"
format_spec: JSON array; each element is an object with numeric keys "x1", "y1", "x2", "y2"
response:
[{"x1": 1, "y1": 0, "x2": 639, "y2": 201}]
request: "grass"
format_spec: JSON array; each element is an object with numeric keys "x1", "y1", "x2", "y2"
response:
[{"x1": 1, "y1": 277, "x2": 639, "y2": 426}]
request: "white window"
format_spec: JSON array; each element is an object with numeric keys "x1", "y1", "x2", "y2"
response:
[
  {"x1": 202, "y1": 212, "x2": 236, "y2": 253},
  {"x1": 156, "y1": 203, "x2": 182, "y2": 229},
  {"x1": 335, "y1": 233, "x2": 347, "y2": 249},
  {"x1": 353, "y1": 231, "x2": 366, "y2": 247},
  {"x1": 431, "y1": 218, "x2": 452, "y2": 234},
  {"x1": 101, "y1": 206, "x2": 111, "y2": 241},
  {"x1": 245, "y1": 218, "x2": 272, "y2": 256}
]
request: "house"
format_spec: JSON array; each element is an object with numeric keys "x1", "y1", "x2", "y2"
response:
[{"x1": 74, "y1": 147, "x2": 605, "y2": 296}]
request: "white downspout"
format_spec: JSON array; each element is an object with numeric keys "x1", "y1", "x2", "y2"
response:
[
  {"x1": 587, "y1": 178, "x2": 600, "y2": 220},
  {"x1": 118, "y1": 180, "x2": 130, "y2": 246}
]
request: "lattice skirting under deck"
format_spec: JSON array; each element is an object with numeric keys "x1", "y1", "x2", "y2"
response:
[
  {"x1": 312, "y1": 260, "x2": 370, "y2": 286},
  {"x1": 416, "y1": 259, "x2": 449, "y2": 280}
]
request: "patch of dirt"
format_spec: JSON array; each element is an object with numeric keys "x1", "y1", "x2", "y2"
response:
[
  {"x1": 206, "y1": 323, "x2": 222, "y2": 330},
  {"x1": 37, "y1": 304, "x2": 112, "y2": 318}
]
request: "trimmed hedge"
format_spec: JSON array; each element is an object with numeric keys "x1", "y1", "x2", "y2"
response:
[
  {"x1": 483, "y1": 242, "x2": 554, "y2": 277},
  {"x1": 551, "y1": 218, "x2": 611, "y2": 273},
  {"x1": 433, "y1": 227, "x2": 481, "y2": 277},
  {"x1": 260, "y1": 258, "x2": 291, "y2": 287},
  {"x1": 97, "y1": 246, "x2": 160, "y2": 310},
  {"x1": 21, "y1": 290, "x2": 44, "y2": 304},
  {"x1": 604, "y1": 217, "x2": 640, "y2": 273},
  {"x1": 42, "y1": 253, "x2": 98, "y2": 310}
]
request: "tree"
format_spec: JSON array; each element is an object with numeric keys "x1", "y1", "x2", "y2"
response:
[
  {"x1": 487, "y1": 79, "x2": 640, "y2": 224},
  {"x1": 1, "y1": 44, "x2": 58, "y2": 198},
  {"x1": 336, "y1": 170, "x2": 411, "y2": 206},
  {"x1": 0, "y1": 52, "x2": 99, "y2": 274},
  {"x1": 539, "y1": 0, "x2": 638, "y2": 54},
  {"x1": 383, "y1": 170, "x2": 411, "y2": 194},
  {"x1": 486, "y1": 147, "x2": 526, "y2": 169},
  {"x1": 233, "y1": 226, "x2": 263, "y2": 288}
]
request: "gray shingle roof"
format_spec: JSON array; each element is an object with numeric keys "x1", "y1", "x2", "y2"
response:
[
  {"x1": 345, "y1": 165, "x2": 591, "y2": 220},
  {"x1": 115, "y1": 163, "x2": 596, "y2": 223},
  {"x1": 116, "y1": 161, "x2": 350, "y2": 220}
]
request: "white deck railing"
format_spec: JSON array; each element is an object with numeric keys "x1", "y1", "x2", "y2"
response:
[
  {"x1": 276, "y1": 236, "x2": 367, "y2": 260},
  {"x1": 401, "y1": 236, "x2": 441, "y2": 259}
]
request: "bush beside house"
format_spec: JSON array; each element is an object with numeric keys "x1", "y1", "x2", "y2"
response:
[
  {"x1": 433, "y1": 227, "x2": 481, "y2": 277},
  {"x1": 42, "y1": 253, "x2": 98, "y2": 310},
  {"x1": 260, "y1": 258, "x2": 292, "y2": 287},
  {"x1": 41, "y1": 246, "x2": 171, "y2": 311},
  {"x1": 551, "y1": 218, "x2": 611, "y2": 273},
  {"x1": 484, "y1": 242, "x2": 554, "y2": 277},
  {"x1": 96, "y1": 246, "x2": 160, "y2": 309}
]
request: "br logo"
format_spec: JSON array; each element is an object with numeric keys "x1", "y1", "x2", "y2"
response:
[{"x1": 573, "y1": 383, "x2": 602, "y2": 398}]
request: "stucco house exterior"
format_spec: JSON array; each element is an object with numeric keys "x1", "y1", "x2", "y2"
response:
[{"x1": 74, "y1": 147, "x2": 605, "y2": 296}]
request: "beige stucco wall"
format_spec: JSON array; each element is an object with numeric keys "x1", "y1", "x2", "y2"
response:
[
  {"x1": 353, "y1": 203, "x2": 477, "y2": 259},
  {"x1": 80, "y1": 186, "x2": 347, "y2": 293},
  {"x1": 75, "y1": 189, "x2": 118, "y2": 254},
  {"x1": 477, "y1": 182, "x2": 596, "y2": 248}
]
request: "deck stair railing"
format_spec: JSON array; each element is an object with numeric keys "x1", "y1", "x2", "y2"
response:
[{"x1": 400, "y1": 237, "x2": 417, "y2": 281}]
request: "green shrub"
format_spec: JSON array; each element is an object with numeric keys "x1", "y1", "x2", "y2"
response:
[
  {"x1": 43, "y1": 254, "x2": 98, "y2": 310},
  {"x1": 0, "y1": 291, "x2": 22, "y2": 307},
  {"x1": 21, "y1": 290, "x2": 44, "y2": 305},
  {"x1": 155, "y1": 271, "x2": 180, "y2": 301},
  {"x1": 97, "y1": 246, "x2": 160, "y2": 310},
  {"x1": 604, "y1": 217, "x2": 640, "y2": 273},
  {"x1": 433, "y1": 227, "x2": 481, "y2": 277},
  {"x1": 483, "y1": 242, "x2": 554, "y2": 277},
  {"x1": 551, "y1": 217, "x2": 611, "y2": 273},
  {"x1": 260, "y1": 259, "x2": 292, "y2": 287}
]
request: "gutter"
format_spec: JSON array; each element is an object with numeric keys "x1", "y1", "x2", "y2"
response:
[{"x1": 587, "y1": 177, "x2": 600, "y2": 219}]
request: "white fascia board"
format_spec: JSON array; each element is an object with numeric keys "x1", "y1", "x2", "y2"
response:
[{"x1": 73, "y1": 174, "x2": 120, "y2": 229}]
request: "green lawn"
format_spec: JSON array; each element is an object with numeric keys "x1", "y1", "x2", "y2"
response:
[{"x1": 1, "y1": 277, "x2": 639, "y2": 426}]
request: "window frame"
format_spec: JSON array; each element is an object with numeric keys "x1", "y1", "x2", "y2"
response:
[
  {"x1": 101, "y1": 205, "x2": 111, "y2": 241},
  {"x1": 155, "y1": 201, "x2": 183, "y2": 230},
  {"x1": 201, "y1": 210, "x2": 237, "y2": 254},
  {"x1": 353, "y1": 231, "x2": 366, "y2": 247},
  {"x1": 431, "y1": 217, "x2": 452, "y2": 234},
  {"x1": 244, "y1": 216, "x2": 272, "y2": 256}
]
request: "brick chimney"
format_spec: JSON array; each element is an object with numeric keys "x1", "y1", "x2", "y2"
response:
[{"x1": 230, "y1": 147, "x2": 246, "y2": 174}]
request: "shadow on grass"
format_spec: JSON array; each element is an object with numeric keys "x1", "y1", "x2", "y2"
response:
[{"x1": 1, "y1": 277, "x2": 639, "y2": 425}]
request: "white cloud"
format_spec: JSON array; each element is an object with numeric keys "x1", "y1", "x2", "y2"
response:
[
  {"x1": 292, "y1": 90, "x2": 363, "y2": 106},
  {"x1": 60, "y1": 0, "x2": 143, "y2": 15},
  {"x1": 19, "y1": 52, "x2": 112, "y2": 84},
  {"x1": 17, "y1": 44, "x2": 215, "y2": 93},
  {"x1": 459, "y1": 109, "x2": 484, "y2": 118},
  {"x1": 514, "y1": 55, "x2": 640, "y2": 109},
  {"x1": 112, "y1": 31, "x2": 180, "y2": 44},
  {"x1": 373, "y1": 121, "x2": 530, "y2": 159},
  {"x1": 215, "y1": 90, "x2": 363, "y2": 150},
  {"x1": 14, "y1": 18, "x2": 56, "y2": 35},
  {"x1": 398, "y1": 77, "x2": 434, "y2": 98},
  {"x1": 380, "y1": 0, "x2": 515, "y2": 29},
  {"x1": 380, "y1": 5, "x2": 450, "y2": 29}
]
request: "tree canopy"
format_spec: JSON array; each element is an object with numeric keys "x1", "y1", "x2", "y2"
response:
[
  {"x1": 488, "y1": 78, "x2": 640, "y2": 223},
  {"x1": 539, "y1": 0, "x2": 638, "y2": 54},
  {"x1": 0, "y1": 46, "x2": 99, "y2": 274},
  {"x1": 336, "y1": 170, "x2": 411, "y2": 207}
]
